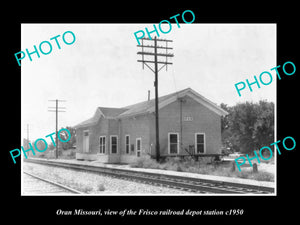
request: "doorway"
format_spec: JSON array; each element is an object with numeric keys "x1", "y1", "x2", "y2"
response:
[{"x1": 83, "y1": 130, "x2": 89, "y2": 153}]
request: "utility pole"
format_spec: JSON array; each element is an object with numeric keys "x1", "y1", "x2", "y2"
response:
[
  {"x1": 137, "y1": 37, "x2": 174, "y2": 162},
  {"x1": 26, "y1": 124, "x2": 29, "y2": 142},
  {"x1": 179, "y1": 98, "x2": 186, "y2": 153},
  {"x1": 23, "y1": 124, "x2": 30, "y2": 155},
  {"x1": 48, "y1": 99, "x2": 66, "y2": 159}
]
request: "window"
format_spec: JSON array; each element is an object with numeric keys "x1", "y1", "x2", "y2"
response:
[
  {"x1": 136, "y1": 138, "x2": 142, "y2": 157},
  {"x1": 99, "y1": 136, "x2": 106, "y2": 154},
  {"x1": 168, "y1": 133, "x2": 179, "y2": 154},
  {"x1": 125, "y1": 135, "x2": 130, "y2": 154},
  {"x1": 110, "y1": 136, "x2": 118, "y2": 154},
  {"x1": 195, "y1": 133, "x2": 205, "y2": 154}
]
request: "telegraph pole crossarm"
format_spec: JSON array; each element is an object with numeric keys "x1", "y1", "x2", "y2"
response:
[
  {"x1": 137, "y1": 60, "x2": 173, "y2": 65},
  {"x1": 137, "y1": 45, "x2": 173, "y2": 50},
  {"x1": 139, "y1": 37, "x2": 173, "y2": 42},
  {"x1": 137, "y1": 52, "x2": 174, "y2": 57},
  {"x1": 137, "y1": 36, "x2": 174, "y2": 162}
]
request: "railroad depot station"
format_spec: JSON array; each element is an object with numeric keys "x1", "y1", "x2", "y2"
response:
[{"x1": 74, "y1": 88, "x2": 228, "y2": 164}]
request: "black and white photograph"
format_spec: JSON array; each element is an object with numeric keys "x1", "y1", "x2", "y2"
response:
[{"x1": 20, "y1": 23, "x2": 276, "y2": 196}]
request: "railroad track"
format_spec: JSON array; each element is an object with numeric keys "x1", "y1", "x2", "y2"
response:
[
  {"x1": 24, "y1": 158, "x2": 274, "y2": 194},
  {"x1": 23, "y1": 171, "x2": 83, "y2": 194}
]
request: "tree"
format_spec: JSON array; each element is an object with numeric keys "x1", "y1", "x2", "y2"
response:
[
  {"x1": 59, "y1": 126, "x2": 76, "y2": 150},
  {"x1": 220, "y1": 103, "x2": 234, "y2": 153},
  {"x1": 253, "y1": 101, "x2": 274, "y2": 147},
  {"x1": 230, "y1": 102, "x2": 259, "y2": 153},
  {"x1": 48, "y1": 141, "x2": 55, "y2": 150},
  {"x1": 220, "y1": 100, "x2": 274, "y2": 154},
  {"x1": 220, "y1": 103, "x2": 231, "y2": 133}
]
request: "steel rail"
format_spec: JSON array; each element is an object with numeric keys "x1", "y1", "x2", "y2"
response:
[
  {"x1": 24, "y1": 159, "x2": 274, "y2": 194},
  {"x1": 23, "y1": 171, "x2": 83, "y2": 194}
]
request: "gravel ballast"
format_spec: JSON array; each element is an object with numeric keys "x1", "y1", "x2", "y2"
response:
[{"x1": 23, "y1": 162, "x2": 192, "y2": 195}]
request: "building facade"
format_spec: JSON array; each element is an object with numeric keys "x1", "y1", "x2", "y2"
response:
[{"x1": 74, "y1": 88, "x2": 228, "y2": 163}]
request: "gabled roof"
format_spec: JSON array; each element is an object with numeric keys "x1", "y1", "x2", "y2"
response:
[
  {"x1": 119, "y1": 87, "x2": 228, "y2": 118},
  {"x1": 74, "y1": 88, "x2": 228, "y2": 129},
  {"x1": 118, "y1": 89, "x2": 181, "y2": 118},
  {"x1": 74, "y1": 107, "x2": 127, "y2": 128},
  {"x1": 99, "y1": 107, "x2": 127, "y2": 118}
]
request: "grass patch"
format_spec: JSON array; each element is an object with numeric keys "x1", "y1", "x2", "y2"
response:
[{"x1": 130, "y1": 156, "x2": 274, "y2": 182}]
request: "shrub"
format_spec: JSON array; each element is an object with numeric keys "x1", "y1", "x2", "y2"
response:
[
  {"x1": 97, "y1": 183, "x2": 105, "y2": 191},
  {"x1": 176, "y1": 165, "x2": 183, "y2": 172},
  {"x1": 252, "y1": 172, "x2": 274, "y2": 182},
  {"x1": 168, "y1": 157, "x2": 182, "y2": 164},
  {"x1": 131, "y1": 156, "x2": 147, "y2": 168},
  {"x1": 130, "y1": 156, "x2": 159, "y2": 169},
  {"x1": 158, "y1": 163, "x2": 168, "y2": 170},
  {"x1": 81, "y1": 186, "x2": 93, "y2": 193},
  {"x1": 236, "y1": 171, "x2": 249, "y2": 179},
  {"x1": 198, "y1": 157, "x2": 213, "y2": 164},
  {"x1": 38, "y1": 153, "x2": 45, "y2": 158}
]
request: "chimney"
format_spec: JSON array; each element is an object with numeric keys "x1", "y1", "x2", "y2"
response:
[{"x1": 148, "y1": 90, "x2": 150, "y2": 101}]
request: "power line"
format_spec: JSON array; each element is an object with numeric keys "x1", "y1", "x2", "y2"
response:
[
  {"x1": 137, "y1": 37, "x2": 174, "y2": 162},
  {"x1": 48, "y1": 99, "x2": 66, "y2": 159}
]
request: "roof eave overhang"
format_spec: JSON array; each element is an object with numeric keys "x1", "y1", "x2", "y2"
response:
[
  {"x1": 147, "y1": 91, "x2": 228, "y2": 117},
  {"x1": 117, "y1": 111, "x2": 150, "y2": 119},
  {"x1": 74, "y1": 122, "x2": 97, "y2": 129}
]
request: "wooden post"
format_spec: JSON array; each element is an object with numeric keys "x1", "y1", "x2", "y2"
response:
[
  {"x1": 231, "y1": 161, "x2": 236, "y2": 172},
  {"x1": 55, "y1": 99, "x2": 58, "y2": 159},
  {"x1": 154, "y1": 37, "x2": 160, "y2": 162},
  {"x1": 48, "y1": 99, "x2": 66, "y2": 159},
  {"x1": 253, "y1": 163, "x2": 258, "y2": 173}
]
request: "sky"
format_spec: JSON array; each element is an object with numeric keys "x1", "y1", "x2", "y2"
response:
[{"x1": 21, "y1": 23, "x2": 276, "y2": 141}]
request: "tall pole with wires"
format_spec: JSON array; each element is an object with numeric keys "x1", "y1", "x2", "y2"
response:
[
  {"x1": 48, "y1": 99, "x2": 66, "y2": 159},
  {"x1": 23, "y1": 124, "x2": 30, "y2": 153},
  {"x1": 137, "y1": 37, "x2": 174, "y2": 162}
]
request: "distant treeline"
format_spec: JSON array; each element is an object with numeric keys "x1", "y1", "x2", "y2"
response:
[{"x1": 23, "y1": 126, "x2": 76, "y2": 152}]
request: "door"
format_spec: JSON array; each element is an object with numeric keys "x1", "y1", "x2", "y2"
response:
[
  {"x1": 136, "y1": 138, "x2": 142, "y2": 157},
  {"x1": 110, "y1": 136, "x2": 118, "y2": 154},
  {"x1": 83, "y1": 130, "x2": 89, "y2": 153}
]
